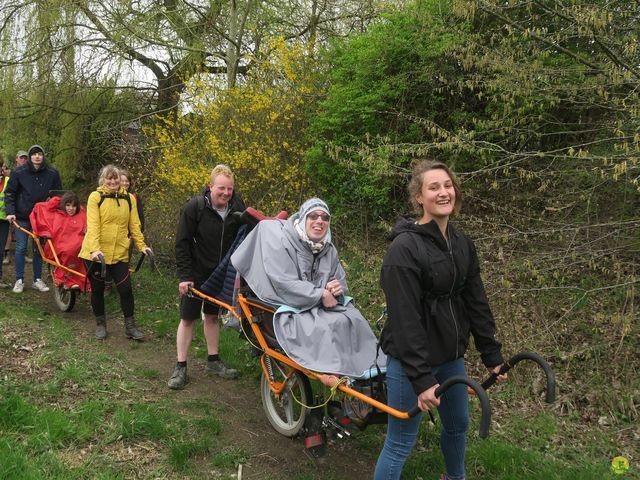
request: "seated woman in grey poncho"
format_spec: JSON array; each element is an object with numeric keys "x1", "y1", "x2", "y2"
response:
[{"x1": 231, "y1": 198, "x2": 385, "y2": 382}]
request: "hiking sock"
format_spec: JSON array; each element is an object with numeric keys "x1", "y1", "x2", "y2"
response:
[
  {"x1": 207, "y1": 354, "x2": 220, "y2": 362},
  {"x1": 177, "y1": 361, "x2": 187, "y2": 367}
]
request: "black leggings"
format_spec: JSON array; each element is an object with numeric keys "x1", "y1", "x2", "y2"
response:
[{"x1": 84, "y1": 260, "x2": 134, "y2": 318}]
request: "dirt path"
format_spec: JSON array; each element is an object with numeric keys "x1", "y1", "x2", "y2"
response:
[{"x1": 5, "y1": 268, "x2": 382, "y2": 480}]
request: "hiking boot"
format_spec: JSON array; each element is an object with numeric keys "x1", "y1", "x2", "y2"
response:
[
  {"x1": 32, "y1": 279, "x2": 50, "y2": 292},
  {"x1": 124, "y1": 316, "x2": 144, "y2": 340},
  {"x1": 95, "y1": 315, "x2": 107, "y2": 340},
  {"x1": 167, "y1": 364, "x2": 188, "y2": 390},
  {"x1": 12, "y1": 279, "x2": 24, "y2": 293},
  {"x1": 206, "y1": 360, "x2": 238, "y2": 379}
]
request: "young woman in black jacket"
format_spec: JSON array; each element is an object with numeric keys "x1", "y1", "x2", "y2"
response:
[{"x1": 374, "y1": 160, "x2": 507, "y2": 480}]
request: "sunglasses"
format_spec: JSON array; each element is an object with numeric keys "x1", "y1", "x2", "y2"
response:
[{"x1": 307, "y1": 212, "x2": 330, "y2": 222}]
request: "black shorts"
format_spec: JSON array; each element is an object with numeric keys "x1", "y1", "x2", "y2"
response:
[{"x1": 180, "y1": 289, "x2": 220, "y2": 321}]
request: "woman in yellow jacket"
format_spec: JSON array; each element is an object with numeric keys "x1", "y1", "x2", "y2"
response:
[{"x1": 79, "y1": 164, "x2": 152, "y2": 340}]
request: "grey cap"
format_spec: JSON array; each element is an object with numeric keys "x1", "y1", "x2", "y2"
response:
[{"x1": 16, "y1": 150, "x2": 28, "y2": 157}]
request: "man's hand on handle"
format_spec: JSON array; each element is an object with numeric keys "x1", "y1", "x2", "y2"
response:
[{"x1": 179, "y1": 281, "x2": 194, "y2": 296}]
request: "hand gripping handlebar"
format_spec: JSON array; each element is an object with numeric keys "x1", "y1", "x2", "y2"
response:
[
  {"x1": 481, "y1": 352, "x2": 556, "y2": 404},
  {"x1": 407, "y1": 375, "x2": 492, "y2": 438}
]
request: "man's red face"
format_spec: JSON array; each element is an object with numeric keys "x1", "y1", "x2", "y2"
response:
[{"x1": 209, "y1": 174, "x2": 234, "y2": 209}]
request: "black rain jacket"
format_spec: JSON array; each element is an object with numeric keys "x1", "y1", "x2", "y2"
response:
[
  {"x1": 380, "y1": 217, "x2": 504, "y2": 396},
  {"x1": 4, "y1": 145, "x2": 62, "y2": 220},
  {"x1": 175, "y1": 189, "x2": 245, "y2": 284}
]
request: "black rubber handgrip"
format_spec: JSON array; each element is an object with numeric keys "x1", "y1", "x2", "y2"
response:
[
  {"x1": 133, "y1": 251, "x2": 155, "y2": 272},
  {"x1": 408, "y1": 375, "x2": 491, "y2": 438},
  {"x1": 481, "y1": 352, "x2": 556, "y2": 403},
  {"x1": 97, "y1": 254, "x2": 106, "y2": 279},
  {"x1": 407, "y1": 406, "x2": 421, "y2": 418},
  {"x1": 133, "y1": 253, "x2": 145, "y2": 272},
  {"x1": 147, "y1": 251, "x2": 156, "y2": 270}
]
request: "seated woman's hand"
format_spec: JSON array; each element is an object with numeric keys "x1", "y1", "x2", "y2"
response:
[
  {"x1": 325, "y1": 279, "x2": 343, "y2": 298},
  {"x1": 91, "y1": 250, "x2": 104, "y2": 261},
  {"x1": 142, "y1": 247, "x2": 153, "y2": 256},
  {"x1": 321, "y1": 288, "x2": 338, "y2": 308}
]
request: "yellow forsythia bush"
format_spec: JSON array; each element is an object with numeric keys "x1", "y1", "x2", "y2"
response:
[{"x1": 148, "y1": 39, "x2": 319, "y2": 217}]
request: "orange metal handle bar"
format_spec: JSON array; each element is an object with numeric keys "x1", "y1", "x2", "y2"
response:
[
  {"x1": 187, "y1": 287, "x2": 242, "y2": 324},
  {"x1": 191, "y1": 290, "x2": 491, "y2": 431}
]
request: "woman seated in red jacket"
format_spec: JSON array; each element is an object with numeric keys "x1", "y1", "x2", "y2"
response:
[{"x1": 30, "y1": 192, "x2": 88, "y2": 290}]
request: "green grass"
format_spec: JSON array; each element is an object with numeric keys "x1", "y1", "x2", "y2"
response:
[
  {"x1": 0, "y1": 278, "x2": 232, "y2": 478},
  {"x1": 211, "y1": 446, "x2": 248, "y2": 468},
  {"x1": 169, "y1": 438, "x2": 214, "y2": 472}
]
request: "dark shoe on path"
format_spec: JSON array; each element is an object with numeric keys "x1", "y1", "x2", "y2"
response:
[
  {"x1": 95, "y1": 315, "x2": 107, "y2": 340},
  {"x1": 206, "y1": 360, "x2": 238, "y2": 379},
  {"x1": 167, "y1": 364, "x2": 188, "y2": 390},
  {"x1": 124, "y1": 316, "x2": 144, "y2": 340}
]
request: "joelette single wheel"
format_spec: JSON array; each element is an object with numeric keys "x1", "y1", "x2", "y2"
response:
[
  {"x1": 261, "y1": 359, "x2": 312, "y2": 437},
  {"x1": 53, "y1": 285, "x2": 76, "y2": 312}
]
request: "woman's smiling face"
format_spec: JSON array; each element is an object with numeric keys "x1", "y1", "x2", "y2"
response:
[
  {"x1": 416, "y1": 168, "x2": 456, "y2": 221},
  {"x1": 104, "y1": 174, "x2": 120, "y2": 192}
]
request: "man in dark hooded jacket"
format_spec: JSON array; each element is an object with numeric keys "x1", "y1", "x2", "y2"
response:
[
  {"x1": 5, "y1": 145, "x2": 62, "y2": 293},
  {"x1": 167, "y1": 164, "x2": 245, "y2": 390}
]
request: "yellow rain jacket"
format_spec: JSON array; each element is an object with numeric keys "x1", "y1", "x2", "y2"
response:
[{"x1": 79, "y1": 186, "x2": 147, "y2": 264}]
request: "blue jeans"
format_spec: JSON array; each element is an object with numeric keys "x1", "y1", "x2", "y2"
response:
[
  {"x1": 374, "y1": 356, "x2": 468, "y2": 480},
  {"x1": 14, "y1": 219, "x2": 43, "y2": 282}
]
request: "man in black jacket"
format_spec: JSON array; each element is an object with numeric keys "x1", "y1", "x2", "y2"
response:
[
  {"x1": 5, "y1": 145, "x2": 62, "y2": 293},
  {"x1": 168, "y1": 164, "x2": 246, "y2": 390}
]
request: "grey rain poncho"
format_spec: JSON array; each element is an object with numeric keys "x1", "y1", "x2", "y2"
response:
[{"x1": 231, "y1": 218, "x2": 385, "y2": 378}]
